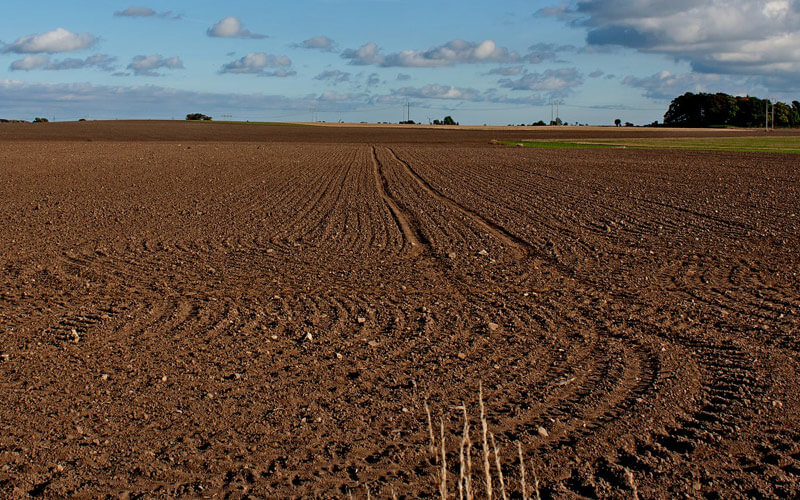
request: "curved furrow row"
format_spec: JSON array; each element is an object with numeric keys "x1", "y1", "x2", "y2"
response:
[
  {"x1": 662, "y1": 256, "x2": 800, "y2": 351},
  {"x1": 309, "y1": 287, "x2": 675, "y2": 497},
  {"x1": 231, "y1": 285, "x2": 603, "y2": 495},
  {"x1": 610, "y1": 306, "x2": 775, "y2": 496}
]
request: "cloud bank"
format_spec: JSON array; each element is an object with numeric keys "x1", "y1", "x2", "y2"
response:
[
  {"x1": 498, "y1": 68, "x2": 584, "y2": 97},
  {"x1": 10, "y1": 54, "x2": 115, "y2": 72},
  {"x1": 541, "y1": 0, "x2": 800, "y2": 76},
  {"x1": 127, "y1": 55, "x2": 184, "y2": 76},
  {"x1": 114, "y1": 7, "x2": 180, "y2": 19},
  {"x1": 622, "y1": 70, "x2": 761, "y2": 100},
  {"x1": 219, "y1": 53, "x2": 294, "y2": 77},
  {"x1": 314, "y1": 70, "x2": 350, "y2": 83}
]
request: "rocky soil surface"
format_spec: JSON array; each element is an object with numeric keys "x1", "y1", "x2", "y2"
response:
[{"x1": 0, "y1": 121, "x2": 798, "y2": 498}]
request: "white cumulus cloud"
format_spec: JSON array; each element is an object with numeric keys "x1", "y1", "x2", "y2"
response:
[
  {"x1": 341, "y1": 42, "x2": 385, "y2": 65},
  {"x1": 207, "y1": 17, "x2": 266, "y2": 39},
  {"x1": 2, "y1": 28, "x2": 98, "y2": 54},
  {"x1": 294, "y1": 36, "x2": 336, "y2": 52}
]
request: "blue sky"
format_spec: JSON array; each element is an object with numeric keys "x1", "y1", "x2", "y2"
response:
[{"x1": 1, "y1": 0, "x2": 798, "y2": 125}]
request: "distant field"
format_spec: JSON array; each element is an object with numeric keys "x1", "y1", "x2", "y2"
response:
[
  {"x1": 501, "y1": 135, "x2": 800, "y2": 154},
  {"x1": 211, "y1": 120, "x2": 311, "y2": 127}
]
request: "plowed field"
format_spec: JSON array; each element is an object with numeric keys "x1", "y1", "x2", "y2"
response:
[{"x1": 1, "y1": 121, "x2": 798, "y2": 498}]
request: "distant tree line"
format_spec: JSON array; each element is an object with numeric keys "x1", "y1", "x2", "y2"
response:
[
  {"x1": 664, "y1": 92, "x2": 800, "y2": 128},
  {"x1": 432, "y1": 116, "x2": 458, "y2": 126},
  {"x1": 186, "y1": 113, "x2": 212, "y2": 121}
]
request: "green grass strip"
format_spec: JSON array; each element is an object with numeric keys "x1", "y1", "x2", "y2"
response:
[
  {"x1": 498, "y1": 141, "x2": 619, "y2": 150},
  {"x1": 499, "y1": 138, "x2": 800, "y2": 154},
  {"x1": 210, "y1": 121, "x2": 312, "y2": 127}
]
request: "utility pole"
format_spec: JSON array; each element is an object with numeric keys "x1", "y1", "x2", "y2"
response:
[
  {"x1": 766, "y1": 100, "x2": 769, "y2": 132},
  {"x1": 772, "y1": 99, "x2": 775, "y2": 130}
]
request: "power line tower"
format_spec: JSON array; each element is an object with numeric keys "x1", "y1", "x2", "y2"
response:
[{"x1": 549, "y1": 99, "x2": 563, "y2": 125}]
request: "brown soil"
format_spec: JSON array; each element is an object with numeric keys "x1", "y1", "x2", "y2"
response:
[{"x1": 1, "y1": 121, "x2": 798, "y2": 498}]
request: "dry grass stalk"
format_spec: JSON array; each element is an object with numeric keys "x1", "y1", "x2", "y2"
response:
[
  {"x1": 462, "y1": 405, "x2": 473, "y2": 500},
  {"x1": 517, "y1": 442, "x2": 528, "y2": 500},
  {"x1": 490, "y1": 433, "x2": 508, "y2": 500},
  {"x1": 458, "y1": 423, "x2": 465, "y2": 500},
  {"x1": 532, "y1": 462, "x2": 541, "y2": 500},
  {"x1": 440, "y1": 417, "x2": 447, "y2": 500},
  {"x1": 425, "y1": 401, "x2": 436, "y2": 457},
  {"x1": 421, "y1": 385, "x2": 551, "y2": 500},
  {"x1": 479, "y1": 382, "x2": 493, "y2": 500}
]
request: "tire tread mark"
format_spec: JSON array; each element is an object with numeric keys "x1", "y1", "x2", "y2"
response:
[{"x1": 386, "y1": 147, "x2": 527, "y2": 260}]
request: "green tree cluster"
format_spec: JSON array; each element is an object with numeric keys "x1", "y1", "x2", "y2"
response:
[
  {"x1": 432, "y1": 116, "x2": 458, "y2": 126},
  {"x1": 664, "y1": 92, "x2": 800, "y2": 128}
]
